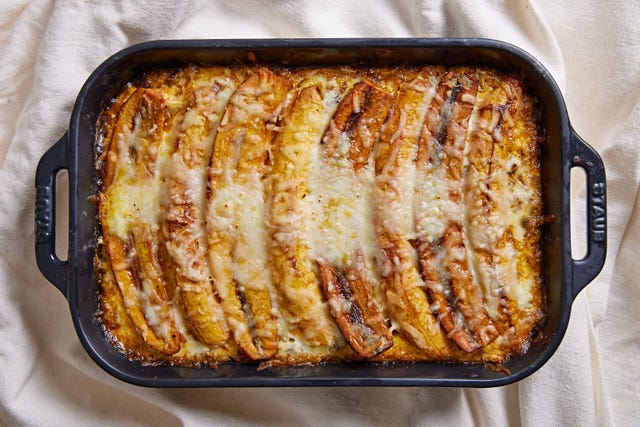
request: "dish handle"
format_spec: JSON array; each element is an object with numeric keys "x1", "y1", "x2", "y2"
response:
[
  {"x1": 35, "y1": 133, "x2": 69, "y2": 297},
  {"x1": 570, "y1": 130, "x2": 606, "y2": 299}
]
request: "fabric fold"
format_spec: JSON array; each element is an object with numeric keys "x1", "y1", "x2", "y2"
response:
[{"x1": 1, "y1": 0, "x2": 638, "y2": 425}]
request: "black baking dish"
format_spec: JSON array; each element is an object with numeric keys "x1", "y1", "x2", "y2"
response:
[{"x1": 35, "y1": 38, "x2": 606, "y2": 387}]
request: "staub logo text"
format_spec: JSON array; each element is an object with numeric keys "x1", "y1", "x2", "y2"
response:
[{"x1": 591, "y1": 182, "x2": 605, "y2": 243}]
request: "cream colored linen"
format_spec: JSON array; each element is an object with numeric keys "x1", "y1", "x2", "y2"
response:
[{"x1": 1, "y1": 1, "x2": 638, "y2": 425}]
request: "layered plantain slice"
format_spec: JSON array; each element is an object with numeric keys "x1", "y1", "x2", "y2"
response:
[
  {"x1": 206, "y1": 69, "x2": 292, "y2": 359},
  {"x1": 162, "y1": 68, "x2": 243, "y2": 347},
  {"x1": 414, "y1": 74, "x2": 477, "y2": 351},
  {"x1": 464, "y1": 76, "x2": 519, "y2": 339},
  {"x1": 315, "y1": 81, "x2": 394, "y2": 357},
  {"x1": 97, "y1": 254, "x2": 170, "y2": 361},
  {"x1": 414, "y1": 72, "x2": 498, "y2": 352},
  {"x1": 374, "y1": 68, "x2": 458, "y2": 357},
  {"x1": 465, "y1": 74, "x2": 544, "y2": 357},
  {"x1": 100, "y1": 88, "x2": 182, "y2": 355},
  {"x1": 320, "y1": 80, "x2": 393, "y2": 171},
  {"x1": 317, "y1": 252, "x2": 392, "y2": 358},
  {"x1": 267, "y1": 84, "x2": 341, "y2": 348}
]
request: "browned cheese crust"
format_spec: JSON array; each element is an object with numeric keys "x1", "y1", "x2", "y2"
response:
[{"x1": 96, "y1": 65, "x2": 544, "y2": 365}]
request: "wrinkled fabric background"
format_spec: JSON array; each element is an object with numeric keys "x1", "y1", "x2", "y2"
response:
[{"x1": 1, "y1": 1, "x2": 638, "y2": 425}]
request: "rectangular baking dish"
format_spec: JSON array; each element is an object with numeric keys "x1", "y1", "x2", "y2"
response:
[{"x1": 35, "y1": 38, "x2": 606, "y2": 387}]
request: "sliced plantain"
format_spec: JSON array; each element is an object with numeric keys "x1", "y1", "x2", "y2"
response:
[
  {"x1": 267, "y1": 84, "x2": 340, "y2": 348},
  {"x1": 316, "y1": 80, "x2": 394, "y2": 357},
  {"x1": 162, "y1": 68, "x2": 244, "y2": 347},
  {"x1": 317, "y1": 252, "x2": 393, "y2": 358},
  {"x1": 207, "y1": 69, "x2": 292, "y2": 359},
  {"x1": 374, "y1": 68, "x2": 456, "y2": 357},
  {"x1": 101, "y1": 88, "x2": 182, "y2": 355}
]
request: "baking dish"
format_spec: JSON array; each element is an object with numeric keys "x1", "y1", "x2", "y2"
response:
[{"x1": 35, "y1": 38, "x2": 606, "y2": 387}]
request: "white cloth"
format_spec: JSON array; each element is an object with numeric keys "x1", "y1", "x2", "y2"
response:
[{"x1": 1, "y1": 1, "x2": 638, "y2": 425}]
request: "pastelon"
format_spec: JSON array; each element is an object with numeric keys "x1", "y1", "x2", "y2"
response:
[{"x1": 96, "y1": 64, "x2": 544, "y2": 366}]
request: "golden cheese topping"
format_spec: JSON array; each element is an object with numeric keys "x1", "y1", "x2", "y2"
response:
[{"x1": 96, "y1": 65, "x2": 544, "y2": 366}]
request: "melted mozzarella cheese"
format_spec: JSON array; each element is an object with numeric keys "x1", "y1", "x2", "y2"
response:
[
  {"x1": 307, "y1": 144, "x2": 377, "y2": 267},
  {"x1": 414, "y1": 166, "x2": 447, "y2": 243},
  {"x1": 208, "y1": 171, "x2": 271, "y2": 290},
  {"x1": 107, "y1": 118, "x2": 165, "y2": 240}
]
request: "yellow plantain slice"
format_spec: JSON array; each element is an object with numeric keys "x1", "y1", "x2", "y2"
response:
[
  {"x1": 101, "y1": 88, "x2": 182, "y2": 355},
  {"x1": 162, "y1": 68, "x2": 244, "y2": 347},
  {"x1": 98, "y1": 85, "x2": 137, "y2": 187},
  {"x1": 321, "y1": 80, "x2": 393, "y2": 171},
  {"x1": 317, "y1": 252, "x2": 393, "y2": 358},
  {"x1": 439, "y1": 72, "x2": 499, "y2": 349},
  {"x1": 315, "y1": 81, "x2": 394, "y2": 357},
  {"x1": 374, "y1": 68, "x2": 456, "y2": 357},
  {"x1": 207, "y1": 69, "x2": 292, "y2": 359},
  {"x1": 267, "y1": 84, "x2": 341, "y2": 348},
  {"x1": 464, "y1": 76, "x2": 517, "y2": 337},
  {"x1": 97, "y1": 254, "x2": 170, "y2": 362},
  {"x1": 465, "y1": 73, "x2": 544, "y2": 358},
  {"x1": 503, "y1": 80, "x2": 545, "y2": 352},
  {"x1": 415, "y1": 75, "x2": 481, "y2": 352}
]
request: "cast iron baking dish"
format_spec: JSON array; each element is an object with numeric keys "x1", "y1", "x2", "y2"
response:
[{"x1": 35, "y1": 38, "x2": 606, "y2": 387}]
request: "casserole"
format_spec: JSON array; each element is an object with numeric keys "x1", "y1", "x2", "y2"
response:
[
  {"x1": 96, "y1": 64, "x2": 544, "y2": 365},
  {"x1": 35, "y1": 38, "x2": 606, "y2": 387}
]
